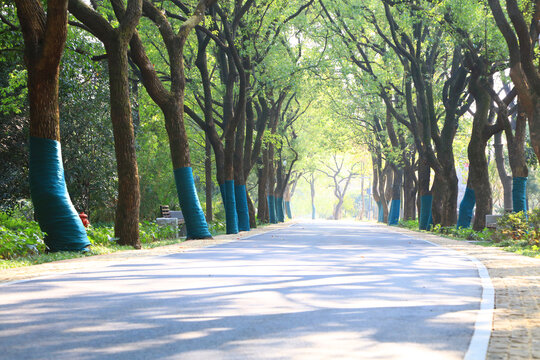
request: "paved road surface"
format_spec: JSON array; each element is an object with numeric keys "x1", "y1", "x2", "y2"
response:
[{"x1": 0, "y1": 222, "x2": 486, "y2": 359}]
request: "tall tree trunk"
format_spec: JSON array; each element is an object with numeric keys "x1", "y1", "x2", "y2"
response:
[
  {"x1": 69, "y1": 0, "x2": 143, "y2": 248},
  {"x1": 494, "y1": 132, "x2": 512, "y2": 211},
  {"x1": 506, "y1": 104, "x2": 529, "y2": 212},
  {"x1": 267, "y1": 143, "x2": 277, "y2": 223},
  {"x1": 333, "y1": 199, "x2": 344, "y2": 220},
  {"x1": 431, "y1": 159, "x2": 458, "y2": 227},
  {"x1": 309, "y1": 175, "x2": 316, "y2": 219},
  {"x1": 530, "y1": 97, "x2": 540, "y2": 162},
  {"x1": 246, "y1": 192, "x2": 257, "y2": 228},
  {"x1": 467, "y1": 70, "x2": 492, "y2": 231},
  {"x1": 233, "y1": 109, "x2": 250, "y2": 231},
  {"x1": 359, "y1": 176, "x2": 365, "y2": 220},
  {"x1": 16, "y1": 0, "x2": 90, "y2": 251},
  {"x1": 257, "y1": 149, "x2": 269, "y2": 223},
  {"x1": 205, "y1": 133, "x2": 213, "y2": 221},
  {"x1": 402, "y1": 160, "x2": 417, "y2": 220},
  {"x1": 417, "y1": 156, "x2": 431, "y2": 229},
  {"x1": 388, "y1": 167, "x2": 402, "y2": 225},
  {"x1": 382, "y1": 166, "x2": 393, "y2": 223},
  {"x1": 371, "y1": 152, "x2": 384, "y2": 222},
  {"x1": 108, "y1": 39, "x2": 141, "y2": 247}
]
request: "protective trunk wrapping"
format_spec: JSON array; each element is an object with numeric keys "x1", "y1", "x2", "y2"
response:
[
  {"x1": 456, "y1": 188, "x2": 475, "y2": 229},
  {"x1": 419, "y1": 194, "x2": 433, "y2": 230},
  {"x1": 29, "y1": 137, "x2": 90, "y2": 252},
  {"x1": 512, "y1": 177, "x2": 527, "y2": 213},
  {"x1": 377, "y1": 201, "x2": 384, "y2": 223},
  {"x1": 285, "y1": 201, "x2": 292, "y2": 219},
  {"x1": 388, "y1": 199, "x2": 400, "y2": 226},
  {"x1": 220, "y1": 181, "x2": 238, "y2": 234},
  {"x1": 276, "y1": 197, "x2": 285, "y2": 222},
  {"x1": 173, "y1": 167, "x2": 212, "y2": 239},
  {"x1": 234, "y1": 184, "x2": 250, "y2": 231},
  {"x1": 267, "y1": 195, "x2": 277, "y2": 224}
]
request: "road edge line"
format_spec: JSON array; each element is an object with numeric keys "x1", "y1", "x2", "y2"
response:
[{"x1": 419, "y1": 237, "x2": 494, "y2": 360}]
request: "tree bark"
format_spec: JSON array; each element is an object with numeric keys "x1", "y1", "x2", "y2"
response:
[
  {"x1": 494, "y1": 132, "x2": 512, "y2": 211},
  {"x1": 402, "y1": 160, "x2": 417, "y2": 220},
  {"x1": 16, "y1": 0, "x2": 90, "y2": 251},
  {"x1": 309, "y1": 174, "x2": 316, "y2": 219},
  {"x1": 257, "y1": 148, "x2": 269, "y2": 223},
  {"x1": 383, "y1": 166, "x2": 393, "y2": 223},
  {"x1": 205, "y1": 133, "x2": 213, "y2": 221},
  {"x1": 69, "y1": 0, "x2": 142, "y2": 248},
  {"x1": 108, "y1": 37, "x2": 141, "y2": 247},
  {"x1": 467, "y1": 67, "x2": 493, "y2": 231}
]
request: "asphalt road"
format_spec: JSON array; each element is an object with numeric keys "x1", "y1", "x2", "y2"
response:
[{"x1": 0, "y1": 221, "x2": 486, "y2": 359}]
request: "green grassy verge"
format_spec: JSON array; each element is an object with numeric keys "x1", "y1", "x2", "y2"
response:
[{"x1": 1, "y1": 211, "x2": 228, "y2": 269}]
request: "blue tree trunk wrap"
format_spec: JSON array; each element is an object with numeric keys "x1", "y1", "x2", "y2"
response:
[
  {"x1": 234, "y1": 184, "x2": 250, "y2": 231},
  {"x1": 457, "y1": 188, "x2": 475, "y2": 229},
  {"x1": 267, "y1": 195, "x2": 277, "y2": 223},
  {"x1": 285, "y1": 201, "x2": 292, "y2": 219},
  {"x1": 512, "y1": 177, "x2": 527, "y2": 213},
  {"x1": 219, "y1": 180, "x2": 238, "y2": 234},
  {"x1": 276, "y1": 197, "x2": 285, "y2": 222},
  {"x1": 29, "y1": 137, "x2": 90, "y2": 252},
  {"x1": 311, "y1": 204, "x2": 316, "y2": 219},
  {"x1": 377, "y1": 201, "x2": 384, "y2": 222},
  {"x1": 173, "y1": 167, "x2": 212, "y2": 239},
  {"x1": 419, "y1": 195, "x2": 433, "y2": 230},
  {"x1": 388, "y1": 199, "x2": 400, "y2": 226}
]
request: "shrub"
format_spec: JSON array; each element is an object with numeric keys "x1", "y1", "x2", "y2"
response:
[
  {"x1": 139, "y1": 221, "x2": 178, "y2": 243},
  {"x1": 86, "y1": 224, "x2": 115, "y2": 245},
  {"x1": 398, "y1": 219, "x2": 418, "y2": 230},
  {"x1": 432, "y1": 225, "x2": 492, "y2": 241},
  {"x1": 87, "y1": 221, "x2": 179, "y2": 245},
  {"x1": 493, "y1": 210, "x2": 540, "y2": 247},
  {"x1": 208, "y1": 220, "x2": 226, "y2": 235},
  {"x1": 0, "y1": 211, "x2": 46, "y2": 259}
]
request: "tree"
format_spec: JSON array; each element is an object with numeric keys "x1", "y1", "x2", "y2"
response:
[
  {"x1": 15, "y1": 0, "x2": 90, "y2": 251},
  {"x1": 128, "y1": 0, "x2": 215, "y2": 239},
  {"x1": 488, "y1": 0, "x2": 540, "y2": 162},
  {"x1": 69, "y1": 0, "x2": 142, "y2": 247},
  {"x1": 318, "y1": 155, "x2": 357, "y2": 220}
]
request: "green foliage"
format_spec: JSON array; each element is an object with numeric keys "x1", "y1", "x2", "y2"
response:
[
  {"x1": 0, "y1": 211, "x2": 46, "y2": 259},
  {"x1": 0, "y1": 210, "x2": 181, "y2": 264},
  {"x1": 207, "y1": 220, "x2": 226, "y2": 236},
  {"x1": 433, "y1": 224, "x2": 493, "y2": 241},
  {"x1": 492, "y1": 210, "x2": 540, "y2": 247},
  {"x1": 398, "y1": 219, "x2": 419, "y2": 230},
  {"x1": 87, "y1": 221, "x2": 179, "y2": 246},
  {"x1": 398, "y1": 219, "x2": 493, "y2": 242},
  {"x1": 139, "y1": 221, "x2": 179, "y2": 243},
  {"x1": 399, "y1": 211, "x2": 540, "y2": 258}
]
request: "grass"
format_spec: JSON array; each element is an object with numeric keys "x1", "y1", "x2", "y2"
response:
[
  {"x1": 0, "y1": 210, "x2": 233, "y2": 270},
  {"x1": 0, "y1": 238, "x2": 186, "y2": 270}
]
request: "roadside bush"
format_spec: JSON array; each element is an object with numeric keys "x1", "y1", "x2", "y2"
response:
[
  {"x1": 86, "y1": 224, "x2": 115, "y2": 245},
  {"x1": 433, "y1": 224, "x2": 492, "y2": 241},
  {"x1": 208, "y1": 220, "x2": 226, "y2": 235},
  {"x1": 492, "y1": 210, "x2": 540, "y2": 247},
  {"x1": 398, "y1": 219, "x2": 418, "y2": 230},
  {"x1": 1, "y1": 212, "x2": 183, "y2": 261},
  {"x1": 139, "y1": 221, "x2": 178, "y2": 243},
  {"x1": 87, "y1": 221, "x2": 179, "y2": 245},
  {"x1": 0, "y1": 211, "x2": 46, "y2": 259}
]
